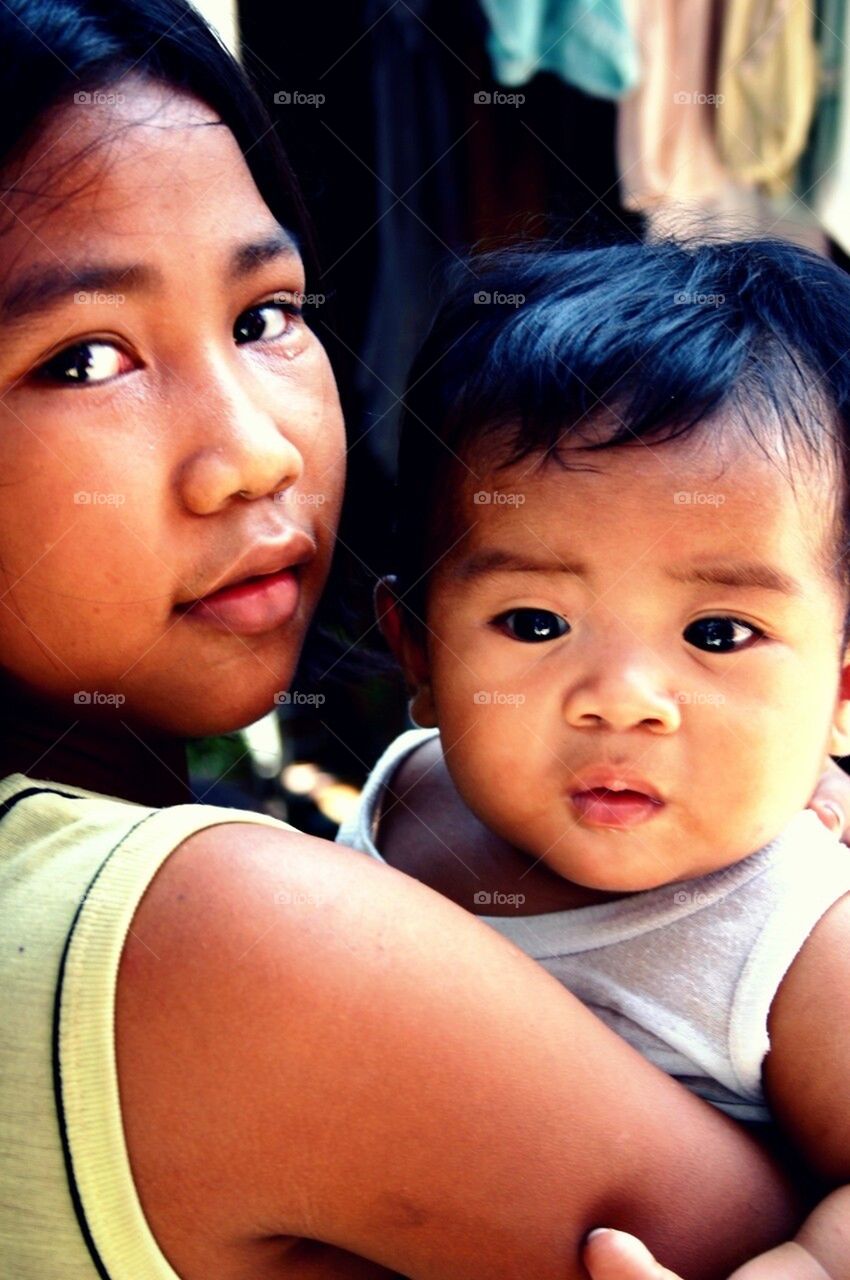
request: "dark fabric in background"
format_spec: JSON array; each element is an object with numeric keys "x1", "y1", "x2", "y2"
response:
[{"x1": 229, "y1": 2, "x2": 849, "y2": 813}]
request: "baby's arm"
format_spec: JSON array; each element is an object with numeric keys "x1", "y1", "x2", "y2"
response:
[{"x1": 583, "y1": 892, "x2": 850, "y2": 1280}]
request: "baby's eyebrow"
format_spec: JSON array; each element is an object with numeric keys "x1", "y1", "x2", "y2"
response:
[
  {"x1": 450, "y1": 549, "x2": 804, "y2": 596},
  {"x1": 450, "y1": 548, "x2": 586, "y2": 581},
  {"x1": 668, "y1": 561, "x2": 804, "y2": 595},
  {"x1": 0, "y1": 225, "x2": 300, "y2": 325}
]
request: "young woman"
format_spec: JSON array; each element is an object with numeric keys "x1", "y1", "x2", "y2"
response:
[{"x1": 1, "y1": 2, "x2": 847, "y2": 1277}]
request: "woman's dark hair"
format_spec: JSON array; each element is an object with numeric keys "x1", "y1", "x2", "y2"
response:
[
  {"x1": 0, "y1": 0, "x2": 311, "y2": 260},
  {"x1": 395, "y1": 236, "x2": 850, "y2": 622}
]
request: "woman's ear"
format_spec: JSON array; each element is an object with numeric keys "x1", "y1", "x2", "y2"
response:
[
  {"x1": 374, "y1": 577, "x2": 437, "y2": 728},
  {"x1": 829, "y1": 648, "x2": 850, "y2": 757}
]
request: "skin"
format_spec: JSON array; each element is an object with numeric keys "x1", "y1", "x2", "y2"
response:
[
  {"x1": 0, "y1": 74, "x2": 843, "y2": 1279},
  {"x1": 380, "y1": 429, "x2": 850, "y2": 908},
  {"x1": 377, "y1": 429, "x2": 850, "y2": 1277},
  {"x1": 0, "y1": 75, "x2": 345, "y2": 803}
]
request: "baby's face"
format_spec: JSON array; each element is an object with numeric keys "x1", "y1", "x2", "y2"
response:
[{"x1": 414, "y1": 425, "x2": 850, "y2": 891}]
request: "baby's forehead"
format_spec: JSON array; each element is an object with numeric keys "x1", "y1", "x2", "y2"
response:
[{"x1": 441, "y1": 426, "x2": 839, "y2": 587}]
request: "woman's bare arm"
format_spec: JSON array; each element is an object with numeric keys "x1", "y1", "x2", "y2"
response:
[{"x1": 115, "y1": 822, "x2": 802, "y2": 1280}]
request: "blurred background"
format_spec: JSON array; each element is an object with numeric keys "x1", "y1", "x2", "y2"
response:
[{"x1": 186, "y1": 0, "x2": 850, "y2": 830}]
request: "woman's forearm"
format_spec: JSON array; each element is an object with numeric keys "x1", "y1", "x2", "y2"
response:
[{"x1": 118, "y1": 825, "x2": 803, "y2": 1280}]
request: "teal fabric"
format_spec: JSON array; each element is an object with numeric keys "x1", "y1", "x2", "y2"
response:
[
  {"x1": 796, "y1": 0, "x2": 845, "y2": 202},
  {"x1": 478, "y1": 0, "x2": 640, "y2": 99}
]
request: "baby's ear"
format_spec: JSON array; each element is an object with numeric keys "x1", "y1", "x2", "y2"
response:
[
  {"x1": 374, "y1": 577, "x2": 437, "y2": 728},
  {"x1": 829, "y1": 645, "x2": 850, "y2": 757}
]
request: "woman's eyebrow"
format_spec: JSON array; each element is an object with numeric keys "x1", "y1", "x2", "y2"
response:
[{"x1": 1, "y1": 227, "x2": 299, "y2": 324}]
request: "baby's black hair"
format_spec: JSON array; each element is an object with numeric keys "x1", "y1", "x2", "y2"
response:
[{"x1": 394, "y1": 236, "x2": 850, "y2": 624}]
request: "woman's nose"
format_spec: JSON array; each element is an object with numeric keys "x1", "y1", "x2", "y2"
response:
[
  {"x1": 175, "y1": 365, "x2": 304, "y2": 514},
  {"x1": 562, "y1": 652, "x2": 682, "y2": 734}
]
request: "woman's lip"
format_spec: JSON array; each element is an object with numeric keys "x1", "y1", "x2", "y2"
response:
[
  {"x1": 177, "y1": 567, "x2": 300, "y2": 635},
  {"x1": 570, "y1": 788, "x2": 665, "y2": 829}
]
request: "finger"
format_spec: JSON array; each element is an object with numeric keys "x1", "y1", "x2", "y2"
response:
[
  {"x1": 583, "y1": 1229, "x2": 685, "y2": 1280},
  {"x1": 809, "y1": 801, "x2": 845, "y2": 840},
  {"x1": 807, "y1": 760, "x2": 850, "y2": 844}
]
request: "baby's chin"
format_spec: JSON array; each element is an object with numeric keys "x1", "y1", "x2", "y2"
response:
[{"x1": 519, "y1": 833, "x2": 736, "y2": 899}]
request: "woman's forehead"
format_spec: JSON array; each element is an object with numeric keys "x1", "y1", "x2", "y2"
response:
[{"x1": 1, "y1": 78, "x2": 277, "y2": 259}]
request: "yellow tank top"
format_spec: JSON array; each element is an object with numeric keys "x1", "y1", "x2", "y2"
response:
[{"x1": 0, "y1": 770, "x2": 295, "y2": 1278}]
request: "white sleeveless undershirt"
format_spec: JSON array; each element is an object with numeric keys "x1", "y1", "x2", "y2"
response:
[{"x1": 337, "y1": 727, "x2": 850, "y2": 1122}]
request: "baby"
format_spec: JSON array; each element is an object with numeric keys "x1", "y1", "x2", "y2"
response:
[{"x1": 338, "y1": 236, "x2": 850, "y2": 1274}]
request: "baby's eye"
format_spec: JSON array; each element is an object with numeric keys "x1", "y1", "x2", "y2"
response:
[
  {"x1": 684, "y1": 616, "x2": 762, "y2": 653},
  {"x1": 234, "y1": 299, "x2": 303, "y2": 346},
  {"x1": 493, "y1": 608, "x2": 570, "y2": 643},
  {"x1": 35, "y1": 341, "x2": 127, "y2": 386}
]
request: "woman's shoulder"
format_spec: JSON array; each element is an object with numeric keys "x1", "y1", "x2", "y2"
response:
[{"x1": 115, "y1": 815, "x2": 499, "y2": 1274}]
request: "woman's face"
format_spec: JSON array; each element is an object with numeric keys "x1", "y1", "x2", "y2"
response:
[{"x1": 0, "y1": 78, "x2": 345, "y2": 736}]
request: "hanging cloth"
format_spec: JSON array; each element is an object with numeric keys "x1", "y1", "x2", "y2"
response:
[
  {"x1": 478, "y1": 0, "x2": 640, "y2": 99},
  {"x1": 716, "y1": 0, "x2": 818, "y2": 195},
  {"x1": 796, "y1": 0, "x2": 845, "y2": 204},
  {"x1": 617, "y1": 0, "x2": 737, "y2": 211},
  {"x1": 810, "y1": 0, "x2": 850, "y2": 251}
]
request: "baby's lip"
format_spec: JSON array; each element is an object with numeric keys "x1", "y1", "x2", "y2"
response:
[{"x1": 568, "y1": 767, "x2": 664, "y2": 804}]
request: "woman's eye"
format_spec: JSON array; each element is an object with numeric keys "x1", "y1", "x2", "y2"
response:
[
  {"x1": 234, "y1": 300, "x2": 302, "y2": 346},
  {"x1": 35, "y1": 341, "x2": 126, "y2": 386},
  {"x1": 494, "y1": 608, "x2": 570, "y2": 643},
  {"x1": 684, "y1": 616, "x2": 761, "y2": 653}
]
